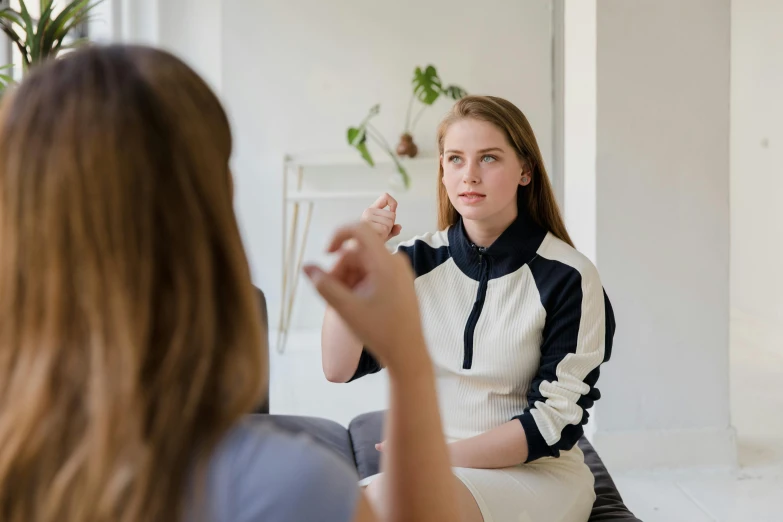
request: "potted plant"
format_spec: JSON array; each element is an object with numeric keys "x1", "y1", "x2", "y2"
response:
[
  {"x1": 399, "y1": 65, "x2": 467, "y2": 157},
  {"x1": 0, "y1": 0, "x2": 102, "y2": 94},
  {"x1": 347, "y1": 64, "x2": 467, "y2": 189}
]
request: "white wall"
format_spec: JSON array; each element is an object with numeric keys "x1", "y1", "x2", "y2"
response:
[
  {"x1": 158, "y1": 0, "x2": 222, "y2": 92},
  {"x1": 221, "y1": 0, "x2": 555, "y2": 326},
  {"x1": 731, "y1": 0, "x2": 783, "y2": 329},
  {"x1": 119, "y1": 0, "x2": 158, "y2": 46},
  {"x1": 592, "y1": 0, "x2": 734, "y2": 470},
  {"x1": 108, "y1": 0, "x2": 221, "y2": 91}
]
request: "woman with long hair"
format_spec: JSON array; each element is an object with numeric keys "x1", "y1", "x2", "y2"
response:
[
  {"x1": 0, "y1": 45, "x2": 458, "y2": 522},
  {"x1": 322, "y1": 95, "x2": 617, "y2": 522}
]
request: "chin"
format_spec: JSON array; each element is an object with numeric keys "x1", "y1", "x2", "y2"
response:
[{"x1": 454, "y1": 205, "x2": 491, "y2": 222}]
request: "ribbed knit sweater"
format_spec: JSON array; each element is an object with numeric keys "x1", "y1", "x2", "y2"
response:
[{"x1": 351, "y1": 210, "x2": 616, "y2": 462}]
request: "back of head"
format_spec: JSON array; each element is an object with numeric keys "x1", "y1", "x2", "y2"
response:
[
  {"x1": 0, "y1": 45, "x2": 265, "y2": 522},
  {"x1": 436, "y1": 95, "x2": 573, "y2": 247}
]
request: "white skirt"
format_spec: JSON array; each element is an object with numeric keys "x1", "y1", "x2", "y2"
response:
[{"x1": 359, "y1": 446, "x2": 595, "y2": 522}]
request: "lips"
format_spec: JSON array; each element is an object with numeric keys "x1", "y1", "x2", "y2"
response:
[{"x1": 459, "y1": 192, "x2": 486, "y2": 203}]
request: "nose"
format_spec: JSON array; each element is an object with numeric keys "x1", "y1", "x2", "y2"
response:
[{"x1": 461, "y1": 159, "x2": 481, "y2": 185}]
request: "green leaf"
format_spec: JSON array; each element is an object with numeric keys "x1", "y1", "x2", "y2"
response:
[
  {"x1": 355, "y1": 141, "x2": 374, "y2": 167},
  {"x1": 395, "y1": 163, "x2": 410, "y2": 189},
  {"x1": 46, "y1": 0, "x2": 101, "y2": 58},
  {"x1": 0, "y1": 19, "x2": 30, "y2": 67},
  {"x1": 412, "y1": 65, "x2": 442, "y2": 105},
  {"x1": 17, "y1": 1, "x2": 38, "y2": 63},
  {"x1": 441, "y1": 84, "x2": 467, "y2": 100},
  {"x1": 37, "y1": 0, "x2": 57, "y2": 56},
  {"x1": 347, "y1": 126, "x2": 375, "y2": 166},
  {"x1": 347, "y1": 126, "x2": 365, "y2": 146},
  {"x1": 55, "y1": 36, "x2": 89, "y2": 53},
  {"x1": 0, "y1": 10, "x2": 24, "y2": 25}
]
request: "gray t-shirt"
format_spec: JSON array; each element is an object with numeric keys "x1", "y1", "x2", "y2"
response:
[{"x1": 187, "y1": 419, "x2": 360, "y2": 522}]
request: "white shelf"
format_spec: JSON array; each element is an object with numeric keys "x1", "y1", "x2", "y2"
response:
[
  {"x1": 284, "y1": 150, "x2": 439, "y2": 168},
  {"x1": 286, "y1": 190, "x2": 431, "y2": 202}
]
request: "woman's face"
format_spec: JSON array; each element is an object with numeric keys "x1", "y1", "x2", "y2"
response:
[{"x1": 441, "y1": 118, "x2": 529, "y2": 229}]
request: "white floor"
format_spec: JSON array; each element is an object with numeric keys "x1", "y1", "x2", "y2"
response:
[
  {"x1": 269, "y1": 314, "x2": 783, "y2": 521},
  {"x1": 610, "y1": 314, "x2": 783, "y2": 522}
]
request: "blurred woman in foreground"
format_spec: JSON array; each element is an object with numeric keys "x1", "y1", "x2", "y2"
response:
[{"x1": 0, "y1": 45, "x2": 456, "y2": 522}]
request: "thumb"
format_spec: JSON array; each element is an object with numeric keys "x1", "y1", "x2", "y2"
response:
[
  {"x1": 388, "y1": 224, "x2": 402, "y2": 239},
  {"x1": 303, "y1": 265, "x2": 358, "y2": 316}
]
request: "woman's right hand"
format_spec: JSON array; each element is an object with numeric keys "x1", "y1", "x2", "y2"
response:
[
  {"x1": 361, "y1": 193, "x2": 402, "y2": 241},
  {"x1": 304, "y1": 222, "x2": 426, "y2": 371}
]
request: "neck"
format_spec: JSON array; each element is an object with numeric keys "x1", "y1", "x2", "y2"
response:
[{"x1": 462, "y1": 206, "x2": 518, "y2": 248}]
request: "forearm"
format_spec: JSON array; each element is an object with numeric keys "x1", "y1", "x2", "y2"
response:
[
  {"x1": 384, "y1": 349, "x2": 458, "y2": 522},
  {"x1": 321, "y1": 307, "x2": 364, "y2": 382},
  {"x1": 449, "y1": 420, "x2": 529, "y2": 469}
]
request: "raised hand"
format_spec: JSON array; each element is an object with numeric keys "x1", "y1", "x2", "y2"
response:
[{"x1": 360, "y1": 193, "x2": 402, "y2": 242}]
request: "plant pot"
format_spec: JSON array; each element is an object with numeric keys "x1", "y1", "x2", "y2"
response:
[{"x1": 396, "y1": 133, "x2": 419, "y2": 158}]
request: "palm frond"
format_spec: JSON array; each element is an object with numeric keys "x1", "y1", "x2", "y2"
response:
[
  {"x1": 37, "y1": 0, "x2": 57, "y2": 57},
  {"x1": 0, "y1": 19, "x2": 30, "y2": 66},
  {"x1": 46, "y1": 0, "x2": 101, "y2": 57},
  {"x1": 17, "y1": 1, "x2": 39, "y2": 63}
]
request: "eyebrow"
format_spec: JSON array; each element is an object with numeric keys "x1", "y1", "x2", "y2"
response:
[{"x1": 444, "y1": 147, "x2": 505, "y2": 154}]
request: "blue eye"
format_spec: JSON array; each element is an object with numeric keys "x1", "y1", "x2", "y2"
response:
[
  {"x1": 481, "y1": 155, "x2": 497, "y2": 163},
  {"x1": 449, "y1": 156, "x2": 463, "y2": 164}
]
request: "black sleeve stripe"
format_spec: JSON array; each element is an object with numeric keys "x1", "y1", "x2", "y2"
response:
[{"x1": 348, "y1": 233, "x2": 451, "y2": 383}]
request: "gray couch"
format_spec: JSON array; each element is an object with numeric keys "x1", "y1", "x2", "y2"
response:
[
  {"x1": 258, "y1": 412, "x2": 641, "y2": 522},
  {"x1": 253, "y1": 288, "x2": 640, "y2": 521}
]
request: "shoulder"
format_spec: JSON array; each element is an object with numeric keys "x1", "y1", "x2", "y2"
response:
[
  {"x1": 203, "y1": 419, "x2": 359, "y2": 522},
  {"x1": 534, "y1": 233, "x2": 600, "y2": 281},
  {"x1": 394, "y1": 229, "x2": 451, "y2": 278},
  {"x1": 529, "y1": 234, "x2": 604, "y2": 306}
]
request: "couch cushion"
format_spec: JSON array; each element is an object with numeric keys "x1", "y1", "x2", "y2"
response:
[
  {"x1": 577, "y1": 438, "x2": 641, "y2": 521},
  {"x1": 349, "y1": 411, "x2": 641, "y2": 522},
  {"x1": 348, "y1": 410, "x2": 386, "y2": 479},
  {"x1": 250, "y1": 414, "x2": 356, "y2": 468}
]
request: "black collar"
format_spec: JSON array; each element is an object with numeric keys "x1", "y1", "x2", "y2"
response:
[{"x1": 447, "y1": 207, "x2": 547, "y2": 280}]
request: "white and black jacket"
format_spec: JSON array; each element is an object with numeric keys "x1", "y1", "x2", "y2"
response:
[{"x1": 351, "y1": 210, "x2": 616, "y2": 463}]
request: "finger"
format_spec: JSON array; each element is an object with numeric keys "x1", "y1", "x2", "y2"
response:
[
  {"x1": 329, "y1": 249, "x2": 366, "y2": 288},
  {"x1": 369, "y1": 215, "x2": 394, "y2": 230},
  {"x1": 366, "y1": 208, "x2": 396, "y2": 221},
  {"x1": 387, "y1": 224, "x2": 402, "y2": 240},
  {"x1": 325, "y1": 223, "x2": 388, "y2": 267},
  {"x1": 386, "y1": 194, "x2": 398, "y2": 213},
  {"x1": 329, "y1": 248, "x2": 363, "y2": 279},
  {"x1": 370, "y1": 192, "x2": 393, "y2": 210},
  {"x1": 303, "y1": 264, "x2": 360, "y2": 317}
]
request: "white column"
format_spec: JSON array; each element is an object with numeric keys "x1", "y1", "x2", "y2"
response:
[
  {"x1": 590, "y1": 0, "x2": 735, "y2": 471},
  {"x1": 561, "y1": 0, "x2": 597, "y2": 265}
]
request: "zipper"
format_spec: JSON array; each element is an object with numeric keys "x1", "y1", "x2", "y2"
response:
[{"x1": 463, "y1": 245, "x2": 490, "y2": 369}]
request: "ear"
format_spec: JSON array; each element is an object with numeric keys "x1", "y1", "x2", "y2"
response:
[{"x1": 519, "y1": 167, "x2": 532, "y2": 187}]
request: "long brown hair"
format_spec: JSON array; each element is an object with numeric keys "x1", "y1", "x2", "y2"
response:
[
  {"x1": 0, "y1": 45, "x2": 266, "y2": 522},
  {"x1": 436, "y1": 95, "x2": 574, "y2": 247}
]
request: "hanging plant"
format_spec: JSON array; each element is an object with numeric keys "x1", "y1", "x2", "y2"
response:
[
  {"x1": 346, "y1": 64, "x2": 468, "y2": 188},
  {"x1": 399, "y1": 65, "x2": 467, "y2": 157},
  {"x1": 347, "y1": 103, "x2": 410, "y2": 189}
]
